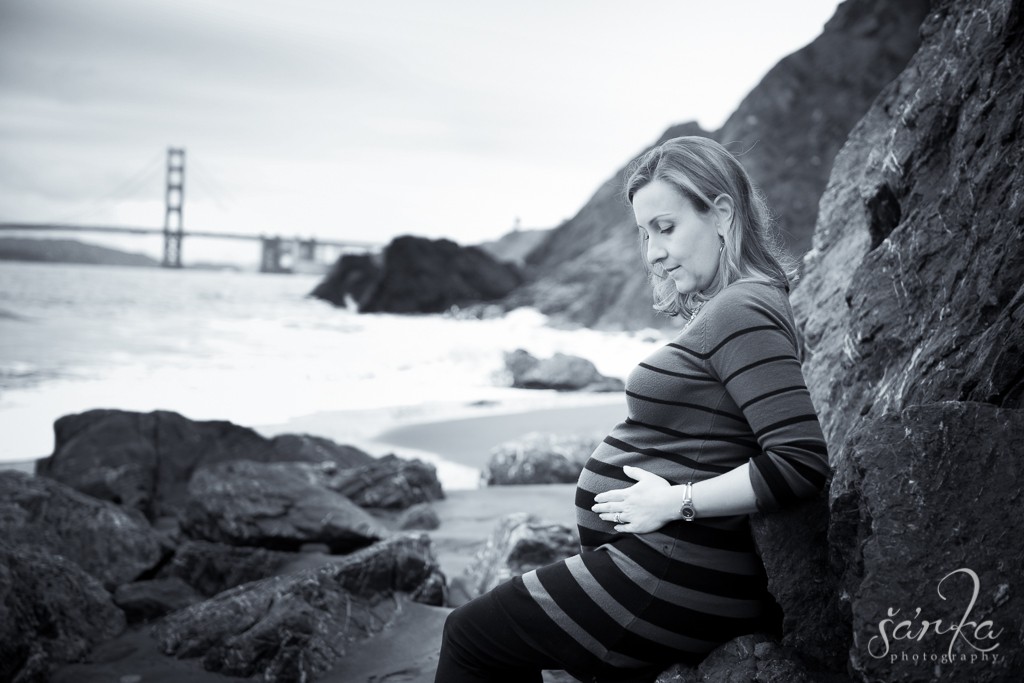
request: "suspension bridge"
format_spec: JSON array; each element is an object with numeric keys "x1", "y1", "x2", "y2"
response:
[{"x1": 0, "y1": 148, "x2": 380, "y2": 273}]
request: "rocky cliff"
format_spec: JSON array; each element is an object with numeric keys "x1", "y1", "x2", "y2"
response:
[
  {"x1": 772, "y1": 0, "x2": 1023, "y2": 679},
  {"x1": 513, "y1": 0, "x2": 929, "y2": 330}
]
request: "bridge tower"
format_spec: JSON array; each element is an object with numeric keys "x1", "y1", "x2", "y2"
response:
[{"x1": 162, "y1": 147, "x2": 186, "y2": 268}]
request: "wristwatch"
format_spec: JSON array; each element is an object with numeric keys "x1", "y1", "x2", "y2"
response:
[{"x1": 679, "y1": 481, "x2": 696, "y2": 522}]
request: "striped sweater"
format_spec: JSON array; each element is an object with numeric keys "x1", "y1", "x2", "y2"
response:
[{"x1": 502, "y1": 280, "x2": 830, "y2": 670}]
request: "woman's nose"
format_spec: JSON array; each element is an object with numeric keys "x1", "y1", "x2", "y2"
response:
[{"x1": 646, "y1": 238, "x2": 666, "y2": 265}]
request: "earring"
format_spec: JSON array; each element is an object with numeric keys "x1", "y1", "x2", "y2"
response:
[{"x1": 718, "y1": 234, "x2": 725, "y2": 253}]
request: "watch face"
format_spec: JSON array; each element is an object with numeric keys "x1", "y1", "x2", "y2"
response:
[{"x1": 681, "y1": 506, "x2": 696, "y2": 520}]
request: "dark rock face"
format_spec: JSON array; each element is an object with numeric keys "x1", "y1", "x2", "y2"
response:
[
  {"x1": 308, "y1": 454, "x2": 445, "y2": 510},
  {"x1": 312, "y1": 235, "x2": 523, "y2": 314},
  {"x1": 113, "y1": 577, "x2": 204, "y2": 623},
  {"x1": 484, "y1": 432, "x2": 599, "y2": 485},
  {"x1": 0, "y1": 471, "x2": 163, "y2": 589},
  {"x1": 777, "y1": 0, "x2": 1024, "y2": 679},
  {"x1": 842, "y1": 404, "x2": 1023, "y2": 681},
  {"x1": 154, "y1": 534, "x2": 446, "y2": 681},
  {"x1": 503, "y1": 348, "x2": 625, "y2": 392},
  {"x1": 512, "y1": 0, "x2": 928, "y2": 329},
  {"x1": 458, "y1": 513, "x2": 578, "y2": 600},
  {"x1": 0, "y1": 542, "x2": 126, "y2": 683},
  {"x1": 654, "y1": 633, "x2": 818, "y2": 683},
  {"x1": 309, "y1": 251, "x2": 382, "y2": 308},
  {"x1": 156, "y1": 539, "x2": 297, "y2": 597},
  {"x1": 183, "y1": 460, "x2": 386, "y2": 553},
  {"x1": 36, "y1": 409, "x2": 375, "y2": 519}
]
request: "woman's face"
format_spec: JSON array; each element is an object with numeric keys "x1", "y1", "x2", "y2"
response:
[{"x1": 632, "y1": 178, "x2": 726, "y2": 295}]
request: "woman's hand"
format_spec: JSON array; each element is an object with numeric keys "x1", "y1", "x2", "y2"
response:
[{"x1": 591, "y1": 465, "x2": 677, "y2": 534}]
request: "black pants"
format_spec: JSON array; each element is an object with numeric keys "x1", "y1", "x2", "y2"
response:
[{"x1": 434, "y1": 587, "x2": 662, "y2": 683}]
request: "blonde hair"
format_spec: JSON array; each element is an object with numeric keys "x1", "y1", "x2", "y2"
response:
[{"x1": 625, "y1": 136, "x2": 796, "y2": 318}]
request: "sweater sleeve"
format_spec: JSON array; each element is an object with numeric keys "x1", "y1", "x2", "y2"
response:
[{"x1": 703, "y1": 284, "x2": 830, "y2": 513}]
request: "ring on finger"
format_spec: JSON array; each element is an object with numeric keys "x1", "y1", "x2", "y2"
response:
[{"x1": 614, "y1": 512, "x2": 621, "y2": 524}]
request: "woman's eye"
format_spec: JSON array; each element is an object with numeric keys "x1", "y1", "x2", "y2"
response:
[{"x1": 658, "y1": 224, "x2": 674, "y2": 234}]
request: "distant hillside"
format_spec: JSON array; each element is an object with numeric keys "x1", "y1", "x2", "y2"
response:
[
  {"x1": 476, "y1": 228, "x2": 552, "y2": 267},
  {"x1": 514, "y1": 0, "x2": 930, "y2": 330},
  {"x1": 0, "y1": 238, "x2": 159, "y2": 267}
]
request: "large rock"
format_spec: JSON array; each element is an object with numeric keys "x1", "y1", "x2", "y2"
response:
[
  {"x1": 312, "y1": 235, "x2": 523, "y2": 314},
  {"x1": 303, "y1": 453, "x2": 445, "y2": 510},
  {"x1": 777, "y1": 0, "x2": 1024, "y2": 678},
  {"x1": 457, "y1": 513, "x2": 578, "y2": 601},
  {"x1": 0, "y1": 542, "x2": 126, "y2": 683},
  {"x1": 157, "y1": 539, "x2": 298, "y2": 597},
  {"x1": 36, "y1": 409, "x2": 374, "y2": 519},
  {"x1": 511, "y1": 0, "x2": 928, "y2": 329},
  {"x1": 654, "y1": 633, "x2": 819, "y2": 683},
  {"x1": 503, "y1": 348, "x2": 625, "y2": 392},
  {"x1": 840, "y1": 403, "x2": 1023, "y2": 682},
  {"x1": 183, "y1": 460, "x2": 386, "y2": 552},
  {"x1": 154, "y1": 534, "x2": 446, "y2": 681},
  {"x1": 308, "y1": 251, "x2": 382, "y2": 308},
  {"x1": 484, "y1": 431, "x2": 599, "y2": 485},
  {"x1": 113, "y1": 577, "x2": 204, "y2": 623},
  {"x1": 0, "y1": 471, "x2": 163, "y2": 589}
]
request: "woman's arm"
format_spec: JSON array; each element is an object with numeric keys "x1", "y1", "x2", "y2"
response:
[{"x1": 592, "y1": 462, "x2": 759, "y2": 534}]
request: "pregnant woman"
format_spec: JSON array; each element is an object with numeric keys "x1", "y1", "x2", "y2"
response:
[{"x1": 434, "y1": 136, "x2": 831, "y2": 683}]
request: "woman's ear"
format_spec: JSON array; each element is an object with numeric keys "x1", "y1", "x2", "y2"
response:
[{"x1": 712, "y1": 195, "x2": 735, "y2": 236}]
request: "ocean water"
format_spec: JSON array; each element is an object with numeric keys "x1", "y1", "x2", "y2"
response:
[{"x1": 0, "y1": 261, "x2": 661, "y2": 482}]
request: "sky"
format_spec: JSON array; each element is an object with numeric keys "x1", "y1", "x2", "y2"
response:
[{"x1": 0, "y1": 0, "x2": 842, "y2": 265}]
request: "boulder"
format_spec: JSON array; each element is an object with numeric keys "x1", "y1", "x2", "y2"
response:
[
  {"x1": 396, "y1": 502, "x2": 442, "y2": 531},
  {"x1": 458, "y1": 513, "x2": 578, "y2": 601},
  {"x1": 776, "y1": 0, "x2": 1024, "y2": 678},
  {"x1": 113, "y1": 577, "x2": 204, "y2": 623},
  {"x1": 154, "y1": 534, "x2": 446, "y2": 681},
  {"x1": 0, "y1": 542, "x2": 126, "y2": 683},
  {"x1": 183, "y1": 460, "x2": 386, "y2": 552},
  {"x1": 36, "y1": 409, "x2": 375, "y2": 519},
  {"x1": 484, "y1": 431, "x2": 599, "y2": 485},
  {"x1": 503, "y1": 348, "x2": 625, "y2": 392},
  {"x1": 312, "y1": 235, "x2": 523, "y2": 314},
  {"x1": 308, "y1": 251, "x2": 382, "y2": 308},
  {"x1": 840, "y1": 404, "x2": 1023, "y2": 682},
  {"x1": 269, "y1": 433, "x2": 375, "y2": 468},
  {"x1": 0, "y1": 471, "x2": 163, "y2": 589},
  {"x1": 157, "y1": 539, "x2": 297, "y2": 597},
  {"x1": 654, "y1": 634, "x2": 819, "y2": 683},
  {"x1": 305, "y1": 453, "x2": 445, "y2": 510}
]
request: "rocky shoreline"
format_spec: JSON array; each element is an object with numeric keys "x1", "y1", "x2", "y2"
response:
[{"x1": 0, "y1": 408, "x2": 837, "y2": 683}]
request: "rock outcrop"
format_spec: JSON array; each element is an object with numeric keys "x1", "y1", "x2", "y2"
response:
[
  {"x1": 156, "y1": 539, "x2": 298, "y2": 597},
  {"x1": 503, "y1": 348, "x2": 625, "y2": 392},
  {"x1": 0, "y1": 471, "x2": 164, "y2": 589},
  {"x1": 183, "y1": 460, "x2": 386, "y2": 552},
  {"x1": 154, "y1": 534, "x2": 446, "y2": 681},
  {"x1": 36, "y1": 409, "x2": 376, "y2": 519},
  {"x1": 309, "y1": 251, "x2": 382, "y2": 308},
  {"x1": 311, "y1": 235, "x2": 523, "y2": 313},
  {"x1": 767, "y1": 0, "x2": 1024, "y2": 679},
  {"x1": 113, "y1": 577, "x2": 204, "y2": 623},
  {"x1": 457, "y1": 513, "x2": 578, "y2": 602},
  {"x1": 0, "y1": 542, "x2": 127, "y2": 683},
  {"x1": 484, "y1": 432, "x2": 599, "y2": 485},
  {"x1": 304, "y1": 453, "x2": 445, "y2": 510},
  {"x1": 512, "y1": 0, "x2": 929, "y2": 329}
]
